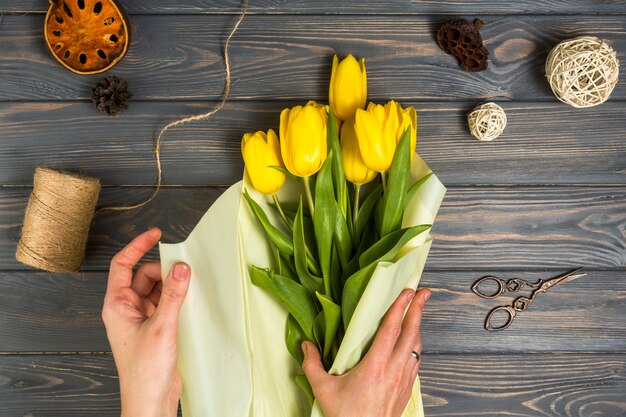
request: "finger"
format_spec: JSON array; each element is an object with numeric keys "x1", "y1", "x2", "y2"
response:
[
  {"x1": 141, "y1": 297, "x2": 158, "y2": 318},
  {"x1": 301, "y1": 341, "x2": 331, "y2": 393},
  {"x1": 108, "y1": 228, "x2": 162, "y2": 292},
  {"x1": 147, "y1": 281, "x2": 163, "y2": 306},
  {"x1": 393, "y1": 289, "x2": 431, "y2": 360},
  {"x1": 152, "y1": 263, "x2": 191, "y2": 330},
  {"x1": 401, "y1": 359, "x2": 421, "y2": 400},
  {"x1": 131, "y1": 262, "x2": 162, "y2": 297},
  {"x1": 366, "y1": 289, "x2": 415, "y2": 360}
]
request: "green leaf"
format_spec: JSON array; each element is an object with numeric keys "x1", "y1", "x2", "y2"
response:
[
  {"x1": 343, "y1": 224, "x2": 431, "y2": 327},
  {"x1": 341, "y1": 263, "x2": 376, "y2": 328},
  {"x1": 285, "y1": 314, "x2": 306, "y2": 364},
  {"x1": 359, "y1": 224, "x2": 432, "y2": 269},
  {"x1": 328, "y1": 107, "x2": 348, "y2": 218},
  {"x1": 295, "y1": 374, "x2": 314, "y2": 405},
  {"x1": 405, "y1": 173, "x2": 433, "y2": 206},
  {"x1": 333, "y1": 200, "x2": 352, "y2": 269},
  {"x1": 269, "y1": 165, "x2": 302, "y2": 183},
  {"x1": 343, "y1": 222, "x2": 377, "y2": 280},
  {"x1": 314, "y1": 153, "x2": 335, "y2": 287},
  {"x1": 293, "y1": 198, "x2": 324, "y2": 294},
  {"x1": 243, "y1": 190, "x2": 294, "y2": 257},
  {"x1": 316, "y1": 292, "x2": 342, "y2": 358},
  {"x1": 330, "y1": 246, "x2": 343, "y2": 302},
  {"x1": 250, "y1": 266, "x2": 318, "y2": 341},
  {"x1": 313, "y1": 311, "x2": 325, "y2": 353},
  {"x1": 355, "y1": 184, "x2": 383, "y2": 241},
  {"x1": 274, "y1": 202, "x2": 311, "y2": 219},
  {"x1": 380, "y1": 128, "x2": 411, "y2": 237}
]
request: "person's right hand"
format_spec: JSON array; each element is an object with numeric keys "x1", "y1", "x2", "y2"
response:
[{"x1": 302, "y1": 288, "x2": 431, "y2": 417}]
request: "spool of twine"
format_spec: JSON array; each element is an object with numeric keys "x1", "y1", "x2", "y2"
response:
[{"x1": 16, "y1": 168, "x2": 101, "y2": 272}]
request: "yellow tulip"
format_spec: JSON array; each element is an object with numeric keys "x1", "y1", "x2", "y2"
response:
[
  {"x1": 354, "y1": 102, "x2": 397, "y2": 172},
  {"x1": 279, "y1": 101, "x2": 328, "y2": 177},
  {"x1": 329, "y1": 54, "x2": 367, "y2": 121},
  {"x1": 241, "y1": 129, "x2": 285, "y2": 195},
  {"x1": 396, "y1": 102, "x2": 418, "y2": 158},
  {"x1": 340, "y1": 117, "x2": 377, "y2": 185}
]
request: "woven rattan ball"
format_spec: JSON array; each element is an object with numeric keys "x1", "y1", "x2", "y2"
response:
[
  {"x1": 545, "y1": 36, "x2": 619, "y2": 108},
  {"x1": 467, "y1": 103, "x2": 507, "y2": 141}
]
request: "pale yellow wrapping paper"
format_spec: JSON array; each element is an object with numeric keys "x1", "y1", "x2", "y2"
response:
[{"x1": 160, "y1": 154, "x2": 445, "y2": 417}]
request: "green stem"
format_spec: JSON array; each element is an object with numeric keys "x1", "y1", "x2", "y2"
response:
[
  {"x1": 380, "y1": 171, "x2": 387, "y2": 193},
  {"x1": 353, "y1": 185, "x2": 361, "y2": 228},
  {"x1": 303, "y1": 176, "x2": 315, "y2": 216},
  {"x1": 272, "y1": 194, "x2": 292, "y2": 230}
]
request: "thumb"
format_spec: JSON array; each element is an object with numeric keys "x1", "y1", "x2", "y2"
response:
[
  {"x1": 154, "y1": 263, "x2": 191, "y2": 328},
  {"x1": 301, "y1": 341, "x2": 330, "y2": 390}
]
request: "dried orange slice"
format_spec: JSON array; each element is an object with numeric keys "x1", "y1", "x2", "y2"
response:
[{"x1": 44, "y1": 0, "x2": 130, "y2": 75}]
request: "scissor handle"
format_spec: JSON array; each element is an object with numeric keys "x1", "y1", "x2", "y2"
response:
[
  {"x1": 471, "y1": 275, "x2": 506, "y2": 299},
  {"x1": 484, "y1": 305, "x2": 516, "y2": 331}
]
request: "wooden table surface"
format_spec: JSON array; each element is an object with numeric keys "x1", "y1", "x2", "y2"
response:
[{"x1": 1, "y1": 1, "x2": 625, "y2": 416}]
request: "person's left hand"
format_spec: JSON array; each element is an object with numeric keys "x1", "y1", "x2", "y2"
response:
[{"x1": 102, "y1": 228, "x2": 191, "y2": 417}]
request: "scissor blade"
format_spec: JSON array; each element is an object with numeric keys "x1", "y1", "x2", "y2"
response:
[{"x1": 543, "y1": 268, "x2": 586, "y2": 290}]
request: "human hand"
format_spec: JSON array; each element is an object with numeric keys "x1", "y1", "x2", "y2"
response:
[
  {"x1": 302, "y1": 288, "x2": 431, "y2": 417},
  {"x1": 101, "y1": 228, "x2": 191, "y2": 417}
]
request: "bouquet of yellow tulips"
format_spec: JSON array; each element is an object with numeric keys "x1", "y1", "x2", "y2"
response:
[
  {"x1": 160, "y1": 54, "x2": 445, "y2": 417},
  {"x1": 242, "y1": 54, "x2": 437, "y2": 408}
]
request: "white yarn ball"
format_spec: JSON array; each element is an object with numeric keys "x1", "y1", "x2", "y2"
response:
[
  {"x1": 545, "y1": 36, "x2": 619, "y2": 108},
  {"x1": 467, "y1": 103, "x2": 507, "y2": 142}
]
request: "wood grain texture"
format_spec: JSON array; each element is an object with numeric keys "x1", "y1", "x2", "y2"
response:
[
  {"x1": 0, "y1": 354, "x2": 624, "y2": 417},
  {"x1": 3, "y1": 0, "x2": 626, "y2": 15},
  {"x1": 1, "y1": 186, "x2": 624, "y2": 271},
  {"x1": 1, "y1": 15, "x2": 626, "y2": 101},
  {"x1": 2, "y1": 101, "x2": 626, "y2": 186},
  {"x1": 0, "y1": 270, "x2": 624, "y2": 353}
]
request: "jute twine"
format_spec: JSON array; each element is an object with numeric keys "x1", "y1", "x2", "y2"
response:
[
  {"x1": 545, "y1": 36, "x2": 619, "y2": 108},
  {"x1": 467, "y1": 102, "x2": 507, "y2": 141},
  {"x1": 16, "y1": 168, "x2": 101, "y2": 272},
  {"x1": 96, "y1": 0, "x2": 249, "y2": 213}
]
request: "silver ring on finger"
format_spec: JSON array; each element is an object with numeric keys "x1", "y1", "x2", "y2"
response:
[{"x1": 411, "y1": 351, "x2": 420, "y2": 361}]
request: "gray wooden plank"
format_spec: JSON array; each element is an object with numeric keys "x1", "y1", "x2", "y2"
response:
[
  {"x1": 1, "y1": 186, "x2": 624, "y2": 271},
  {"x1": 1, "y1": 15, "x2": 625, "y2": 101},
  {"x1": 0, "y1": 354, "x2": 624, "y2": 417},
  {"x1": 0, "y1": 269, "x2": 624, "y2": 353},
  {"x1": 2, "y1": 0, "x2": 626, "y2": 15},
  {"x1": 2, "y1": 101, "x2": 626, "y2": 186}
]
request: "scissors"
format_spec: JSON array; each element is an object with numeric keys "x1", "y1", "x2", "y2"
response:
[{"x1": 471, "y1": 268, "x2": 587, "y2": 331}]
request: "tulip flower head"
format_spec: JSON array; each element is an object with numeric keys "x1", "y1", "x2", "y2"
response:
[
  {"x1": 396, "y1": 102, "x2": 418, "y2": 158},
  {"x1": 329, "y1": 54, "x2": 367, "y2": 121},
  {"x1": 341, "y1": 117, "x2": 377, "y2": 185},
  {"x1": 280, "y1": 101, "x2": 328, "y2": 178},
  {"x1": 241, "y1": 129, "x2": 286, "y2": 195},
  {"x1": 354, "y1": 102, "x2": 397, "y2": 173}
]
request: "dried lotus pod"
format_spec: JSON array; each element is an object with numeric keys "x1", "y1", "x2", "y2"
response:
[
  {"x1": 44, "y1": 0, "x2": 130, "y2": 75},
  {"x1": 437, "y1": 19, "x2": 489, "y2": 72}
]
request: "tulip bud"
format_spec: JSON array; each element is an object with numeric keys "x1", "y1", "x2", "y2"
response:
[
  {"x1": 340, "y1": 117, "x2": 377, "y2": 185},
  {"x1": 329, "y1": 54, "x2": 367, "y2": 121},
  {"x1": 241, "y1": 129, "x2": 285, "y2": 194},
  {"x1": 354, "y1": 102, "x2": 396, "y2": 172},
  {"x1": 396, "y1": 102, "x2": 418, "y2": 158},
  {"x1": 280, "y1": 101, "x2": 328, "y2": 177}
]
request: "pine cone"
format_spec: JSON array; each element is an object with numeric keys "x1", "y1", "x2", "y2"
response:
[{"x1": 91, "y1": 76, "x2": 133, "y2": 116}]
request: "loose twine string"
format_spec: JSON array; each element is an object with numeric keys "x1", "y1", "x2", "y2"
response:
[{"x1": 96, "y1": 0, "x2": 249, "y2": 213}]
